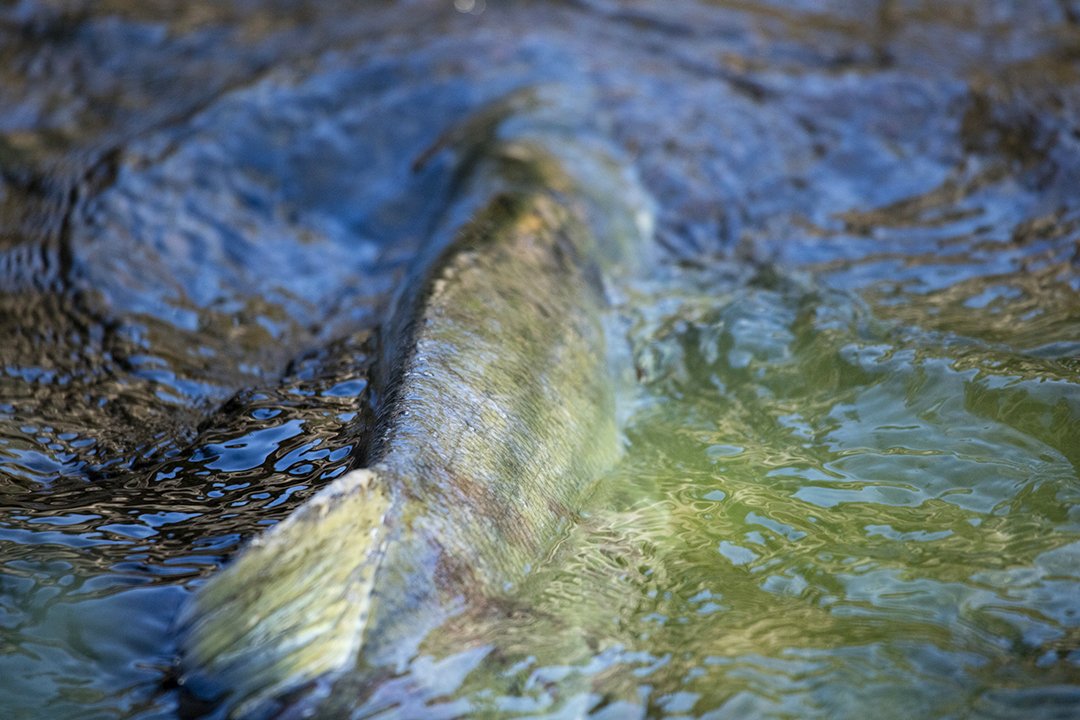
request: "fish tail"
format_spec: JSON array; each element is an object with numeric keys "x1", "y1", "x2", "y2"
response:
[{"x1": 175, "y1": 468, "x2": 392, "y2": 717}]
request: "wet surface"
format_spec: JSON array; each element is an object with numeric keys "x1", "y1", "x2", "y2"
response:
[{"x1": 0, "y1": 0, "x2": 1078, "y2": 717}]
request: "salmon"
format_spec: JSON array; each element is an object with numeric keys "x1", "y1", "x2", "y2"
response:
[{"x1": 175, "y1": 86, "x2": 653, "y2": 718}]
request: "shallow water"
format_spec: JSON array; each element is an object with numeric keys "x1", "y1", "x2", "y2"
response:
[{"x1": 1, "y1": 1, "x2": 1078, "y2": 718}]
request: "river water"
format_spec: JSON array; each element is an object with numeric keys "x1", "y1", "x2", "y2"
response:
[{"x1": 1, "y1": 1, "x2": 1078, "y2": 718}]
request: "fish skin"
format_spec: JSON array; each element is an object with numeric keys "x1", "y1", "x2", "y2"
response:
[{"x1": 176, "y1": 90, "x2": 652, "y2": 718}]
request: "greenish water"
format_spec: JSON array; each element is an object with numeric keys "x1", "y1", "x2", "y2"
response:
[
  {"x1": 1, "y1": 0, "x2": 1079, "y2": 718},
  {"x1": 531, "y1": 266, "x2": 1080, "y2": 717}
]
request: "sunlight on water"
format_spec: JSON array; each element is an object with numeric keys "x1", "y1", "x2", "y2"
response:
[{"x1": 1, "y1": 0, "x2": 1079, "y2": 717}]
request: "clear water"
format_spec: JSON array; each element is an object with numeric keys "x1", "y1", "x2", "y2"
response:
[{"x1": 1, "y1": 1, "x2": 1079, "y2": 718}]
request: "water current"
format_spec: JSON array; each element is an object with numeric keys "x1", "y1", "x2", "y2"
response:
[{"x1": 1, "y1": 1, "x2": 1078, "y2": 718}]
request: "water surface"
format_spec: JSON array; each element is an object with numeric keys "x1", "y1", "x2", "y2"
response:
[{"x1": 0, "y1": 1, "x2": 1078, "y2": 718}]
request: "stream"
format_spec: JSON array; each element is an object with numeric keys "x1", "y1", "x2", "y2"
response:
[{"x1": 1, "y1": 1, "x2": 1079, "y2": 718}]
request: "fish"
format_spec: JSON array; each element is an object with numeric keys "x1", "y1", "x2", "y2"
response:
[{"x1": 175, "y1": 85, "x2": 654, "y2": 718}]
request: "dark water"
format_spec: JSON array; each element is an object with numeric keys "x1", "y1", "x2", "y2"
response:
[{"x1": 0, "y1": 1, "x2": 1078, "y2": 718}]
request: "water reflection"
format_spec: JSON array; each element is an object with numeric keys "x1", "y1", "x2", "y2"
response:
[{"x1": 0, "y1": 0, "x2": 1078, "y2": 717}]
